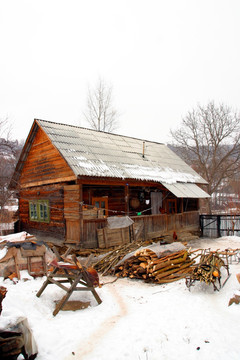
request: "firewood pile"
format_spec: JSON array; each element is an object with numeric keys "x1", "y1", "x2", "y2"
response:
[
  {"x1": 185, "y1": 249, "x2": 231, "y2": 291},
  {"x1": 94, "y1": 241, "x2": 146, "y2": 276},
  {"x1": 94, "y1": 241, "x2": 195, "y2": 284},
  {"x1": 114, "y1": 248, "x2": 194, "y2": 284}
]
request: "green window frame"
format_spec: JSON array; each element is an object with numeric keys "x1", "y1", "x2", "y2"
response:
[{"x1": 29, "y1": 200, "x2": 50, "y2": 223}]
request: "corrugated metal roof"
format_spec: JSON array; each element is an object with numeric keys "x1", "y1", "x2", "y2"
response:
[
  {"x1": 36, "y1": 119, "x2": 208, "y2": 186},
  {"x1": 162, "y1": 182, "x2": 210, "y2": 198}
]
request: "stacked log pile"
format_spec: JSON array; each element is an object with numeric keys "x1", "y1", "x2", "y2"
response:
[
  {"x1": 114, "y1": 248, "x2": 195, "y2": 284},
  {"x1": 93, "y1": 241, "x2": 195, "y2": 284},
  {"x1": 186, "y1": 250, "x2": 230, "y2": 290}
]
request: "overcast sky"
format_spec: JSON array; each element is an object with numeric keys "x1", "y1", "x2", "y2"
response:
[{"x1": 1, "y1": 0, "x2": 240, "y2": 144}]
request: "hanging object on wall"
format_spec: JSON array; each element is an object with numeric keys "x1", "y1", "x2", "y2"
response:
[{"x1": 130, "y1": 198, "x2": 140, "y2": 209}]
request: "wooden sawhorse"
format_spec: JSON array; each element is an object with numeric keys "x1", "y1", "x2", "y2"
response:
[{"x1": 36, "y1": 247, "x2": 102, "y2": 316}]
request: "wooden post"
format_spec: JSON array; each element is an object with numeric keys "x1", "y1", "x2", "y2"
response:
[
  {"x1": 79, "y1": 184, "x2": 84, "y2": 245},
  {"x1": 180, "y1": 198, "x2": 184, "y2": 213},
  {"x1": 125, "y1": 184, "x2": 129, "y2": 216},
  {"x1": 199, "y1": 214, "x2": 203, "y2": 236},
  {"x1": 217, "y1": 215, "x2": 221, "y2": 238},
  {"x1": 14, "y1": 254, "x2": 20, "y2": 280}
]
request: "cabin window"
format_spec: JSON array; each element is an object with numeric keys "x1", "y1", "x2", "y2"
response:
[
  {"x1": 92, "y1": 197, "x2": 108, "y2": 216},
  {"x1": 29, "y1": 200, "x2": 50, "y2": 222},
  {"x1": 30, "y1": 202, "x2": 38, "y2": 220}
]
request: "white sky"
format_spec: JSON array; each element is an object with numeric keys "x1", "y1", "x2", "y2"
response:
[{"x1": 1, "y1": 0, "x2": 240, "y2": 144}]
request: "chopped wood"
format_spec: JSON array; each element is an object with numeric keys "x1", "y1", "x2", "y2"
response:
[
  {"x1": 93, "y1": 241, "x2": 146, "y2": 275},
  {"x1": 151, "y1": 251, "x2": 188, "y2": 272},
  {"x1": 155, "y1": 273, "x2": 189, "y2": 284},
  {"x1": 154, "y1": 261, "x2": 194, "y2": 280},
  {"x1": 93, "y1": 240, "x2": 195, "y2": 284}
]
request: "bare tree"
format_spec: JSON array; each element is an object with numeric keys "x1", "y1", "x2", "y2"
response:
[
  {"x1": 0, "y1": 116, "x2": 14, "y2": 153},
  {"x1": 170, "y1": 101, "x2": 240, "y2": 213},
  {"x1": 0, "y1": 116, "x2": 22, "y2": 215},
  {"x1": 0, "y1": 156, "x2": 15, "y2": 208},
  {"x1": 83, "y1": 78, "x2": 119, "y2": 132}
]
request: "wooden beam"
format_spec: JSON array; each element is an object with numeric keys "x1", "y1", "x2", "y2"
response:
[
  {"x1": 77, "y1": 176, "x2": 166, "y2": 189},
  {"x1": 20, "y1": 175, "x2": 77, "y2": 188}
]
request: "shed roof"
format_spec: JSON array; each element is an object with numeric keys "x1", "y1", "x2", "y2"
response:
[
  {"x1": 162, "y1": 182, "x2": 210, "y2": 199},
  {"x1": 35, "y1": 119, "x2": 208, "y2": 187}
]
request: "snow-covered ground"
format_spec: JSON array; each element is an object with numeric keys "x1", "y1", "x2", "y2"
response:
[{"x1": 1, "y1": 236, "x2": 240, "y2": 360}]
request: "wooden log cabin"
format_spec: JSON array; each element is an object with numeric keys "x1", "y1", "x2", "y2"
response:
[{"x1": 10, "y1": 119, "x2": 210, "y2": 248}]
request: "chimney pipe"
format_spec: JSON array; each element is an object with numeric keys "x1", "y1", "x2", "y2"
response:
[{"x1": 142, "y1": 141, "x2": 145, "y2": 158}]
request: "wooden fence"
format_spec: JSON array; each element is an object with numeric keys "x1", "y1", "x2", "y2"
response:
[
  {"x1": 131, "y1": 211, "x2": 199, "y2": 240},
  {"x1": 81, "y1": 211, "x2": 200, "y2": 248}
]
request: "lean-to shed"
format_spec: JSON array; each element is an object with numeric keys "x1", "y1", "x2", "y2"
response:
[{"x1": 10, "y1": 119, "x2": 209, "y2": 248}]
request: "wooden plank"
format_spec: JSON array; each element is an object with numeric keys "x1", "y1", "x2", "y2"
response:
[
  {"x1": 97, "y1": 228, "x2": 104, "y2": 248},
  {"x1": 103, "y1": 228, "x2": 108, "y2": 248},
  {"x1": 65, "y1": 220, "x2": 80, "y2": 244},
  {"x1": 97, "y1": 227, "x2": 130, "y2": 248}
]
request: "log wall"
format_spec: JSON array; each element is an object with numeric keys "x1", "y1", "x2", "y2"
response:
[
  {"x1": 19, "y1": 127, "x2": 75, "y2": 188},
  {"x1": 19, "y1": 184, "x2": 65, "y2": 241}
]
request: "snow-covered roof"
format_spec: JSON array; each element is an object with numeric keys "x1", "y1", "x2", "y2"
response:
[
  {"x1": 36, "y1": 119, "x2": 207, "y2": 187},
  {"x1": 162, "y1": 182, "x2": 210, "y2": 198}
]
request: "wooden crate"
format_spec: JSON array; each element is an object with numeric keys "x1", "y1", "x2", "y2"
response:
[{"x1": 97, "y1": 227, "x2": 130, "y2": 248}]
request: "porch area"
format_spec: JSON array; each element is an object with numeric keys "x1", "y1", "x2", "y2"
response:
[{"x1": 65, "y1": 210, "x2": 200, "y2": 248}]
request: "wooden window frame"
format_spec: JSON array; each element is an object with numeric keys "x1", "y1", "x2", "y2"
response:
[
  {"x1": 92, "y1": 196, "x2": 108, "y2": 216},
  {"x1": 29, "y1": 200, "x2": 50, "y2": 223},
  {"x1": 166, "y1": 199, "x2": 177, "y2": 214}
]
